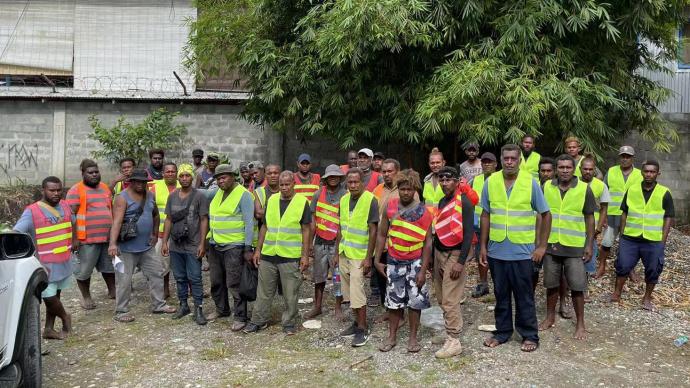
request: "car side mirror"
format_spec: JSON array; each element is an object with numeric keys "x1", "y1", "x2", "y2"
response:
[{"x1": 0, "y1": 232, "x2": 35, "y2": 260}]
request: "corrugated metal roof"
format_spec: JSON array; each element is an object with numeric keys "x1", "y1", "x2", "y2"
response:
[{"x1": 0, "y1": 86, "x2": 250, "y2": 101}]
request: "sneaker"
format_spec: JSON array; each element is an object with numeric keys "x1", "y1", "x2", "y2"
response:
[
  {"x1": 283, "y1": 326, "x2": 297, "y2": 335},
  {"x1": 242, "y1": 322, "x2": 267, "y2": 334},
  {"x1": 367, "y1": 293, "x2": 381, "y2": 307},
  {"x1": 351, "y1": 327, "x2": 369, "y2": 347},
  {"x1": 471, "y1": 283, "x2": 490, "y2": 298},
  {"x1": 435, "y1": 337, "x2": 462, "y2": 359},
  {"x1": 231, "y1": 321, "x2": 247, "y2": 332},
  {"x1": 340, "y1": 322, "x2": 357, "y2": 338}
]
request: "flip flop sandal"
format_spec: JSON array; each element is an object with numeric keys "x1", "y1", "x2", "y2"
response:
[
  {"x1": 113, "y1": 313, "x2": 135, "y2": 323},
  {"x1": 153, "y1": 305, "x2": 177, "y2": 314},
  {"x1": 378, "y1": 341, "x2": 397, "y2": 352},
  {"x1": 407, "y1": 343, "x2": 422, "y2": 353},
  {"x1": 521, "y1": 341, "x2": 539, "y2": 352}
]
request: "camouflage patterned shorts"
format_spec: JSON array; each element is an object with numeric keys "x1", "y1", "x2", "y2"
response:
[{"x1": 384, "y1": 258, "x2": 430, "y2": 310}]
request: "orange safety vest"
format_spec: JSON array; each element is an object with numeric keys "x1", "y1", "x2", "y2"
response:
[
  {"x1": 248, "y1": 180, "x2": 267, "y2": 193},
  {"x1": 372, "y1": 183, "x2": 385, "y2": 200},
  {"x1": 75, "y1": 181, "x2": 112, "y2": 241},
  {"x1": 28, "y1": 201, "x2": 73, "y2": 264},
  {"x1": 294, "y1": 173, "x2": 321, "y2": 202},
  {"x1": 365, "y1": 171, "x2": 381, "y2": 192},
  {"x1": 385, "y1": 198, "x2": 433, "y2": 260},
  {"x1": 340, "y1": 164, "x2": 350, "y2": 173},
  {"x1": 314, "y1": 188, "x2": 340, "y2": 241},
  {"x1": 433, "y1": 193, "x2": 476, "y2": 247}
]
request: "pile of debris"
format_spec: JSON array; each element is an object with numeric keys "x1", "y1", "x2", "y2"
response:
[{"x1": 0, "y1": 185, "x2": 41, "y2": 226}]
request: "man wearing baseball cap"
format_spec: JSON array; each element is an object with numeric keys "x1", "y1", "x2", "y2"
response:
[
  {"x1": 305, "y1": 164, "x2": 347, "y2": 320},
  {"x1": 468, "y1": 152, "x2": 497, "y2": 298},
  {"x1": 596, "y1": 145, "x2": 642, "y2": 279},
  {"x1": 372, "y1": 151, "x2": 385, "y2": 173},
  {"x1": 357, "y1": 148, "x2": 383, "y2": 192},
  {"x1": 294, "y1": 153, "x2": 321, "y2": 202},
  {"x1": 458, "y1": 142, "x2": 482, "y2": 181}
]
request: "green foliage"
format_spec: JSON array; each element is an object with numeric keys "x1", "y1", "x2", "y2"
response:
[
  {"x1": 186, "y1": 0, "x2": 686, "y2": 156},
  {"x1": 88, "y1": 108, "x2": 187, "y2": 165}
]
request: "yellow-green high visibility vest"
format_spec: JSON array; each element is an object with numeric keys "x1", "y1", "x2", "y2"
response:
[
  {"x1": 153, "y1": 180, "x2": 181, "y2": 235},
  {"x1": 587, "y1": 177, "x2": 606, "y2": 224},
  {"x1": 209, "y1": 185, "x2": 248, "y2": 245},
  {"x1": 544, "y1": 179, "x2": 587, "y2": 247},
  {"x1": 573, "y1": 156, "x2": 584, "y2": 178},
  {"x1": 423, "y1": 179, "x2": 444, "y2": 208},
  {"x1": 623, "y1": 183, "x2": 668, "y2": 241},
  {"x1": 261, "y1": 194, "x2": 307, "y2": 258},
  {"x1": 520, "y1": 151, "x2": 541, "y2": 178},
  {"x1": 472, "y1": 174, "x2": 487, "y2": 219},
  {"x1": 606, "y1": 166, "x2": 642, "y2": 216},
  {"x1": 251, "y1": 186, "x2": 267, "y2": 247},
  {"x1": 487, "y1": 170, "x2": 536, "y2": 244},
  {"x1": 339, "y1": 191, "x2": 374, "y2": 260}
]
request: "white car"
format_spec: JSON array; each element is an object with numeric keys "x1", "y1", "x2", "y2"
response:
[{"x1": 0, "y1": 232, "x2": 47, "y2": 387}]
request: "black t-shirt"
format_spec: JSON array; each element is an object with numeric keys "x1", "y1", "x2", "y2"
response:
[
  {"x1": 349, "y1": 194, "x2": 379, "y2": 224},
  {"x1": 546, "y1": 178, "x2": 598, "y2": 257},
  {"x1": 620, "y1": 182, "x2": 674, "y2": 243},
  {"x1": 261, "y1": 196, "x2": 311, "y2": 263},
  {"x1": 433, "y1": 192, "x2": 475, "y2": 264}
]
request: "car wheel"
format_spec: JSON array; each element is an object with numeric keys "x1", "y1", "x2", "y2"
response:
[{"x1": 18, "y1": 292, "x2": 42, "y2": 387}]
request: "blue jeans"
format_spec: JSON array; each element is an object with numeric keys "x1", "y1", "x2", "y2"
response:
[
  {"x1": 585, "y1": 243, "x2": 598, "y2": 274},
  {"x1": 170, "y1": 251, "x2": 203, "y2": 306}
]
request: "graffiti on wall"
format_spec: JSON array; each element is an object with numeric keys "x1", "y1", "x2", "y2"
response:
[{"x1": 0, "y1": 143, "x2": 39, "y2": 185}]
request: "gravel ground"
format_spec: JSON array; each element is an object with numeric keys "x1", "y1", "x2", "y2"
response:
[{"x1": 42, "y1": 265, "x2": 690, "y2": 388}]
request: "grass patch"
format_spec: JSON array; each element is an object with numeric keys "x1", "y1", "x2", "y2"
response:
[{"x1": 200, "y1": 345, "x2": 233, "y2": 360}]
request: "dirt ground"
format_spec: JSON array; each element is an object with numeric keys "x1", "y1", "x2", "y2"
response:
[{"x1": 41, "y1": 259, "x2": 690, "y2": 388}]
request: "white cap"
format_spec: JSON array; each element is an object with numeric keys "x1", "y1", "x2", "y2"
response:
[{"x1": 357, "y1": 148, "x2": 373, "y2": 158}]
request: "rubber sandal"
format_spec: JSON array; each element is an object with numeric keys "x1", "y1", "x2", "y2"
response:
[
  {"x1": 153, "y1": 305, "x2": 177, "y2": 314},
  {"x1": 520, "y1": 340, "x2": 539, "y2": 352},
  {"x1": 378, "y1": 340, "x2": 397, "y2": 352},
  {"x1": 407, "y1": 343, "x2": 422, "y2": 353}
]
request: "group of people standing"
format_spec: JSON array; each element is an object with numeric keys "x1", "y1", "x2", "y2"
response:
[{"x1": 14, "y1": 136, "x2": 674, "y2": 358}]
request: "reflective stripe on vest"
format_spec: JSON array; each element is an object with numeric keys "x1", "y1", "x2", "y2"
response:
[
  {"x1": 587, "y1": 177, "x2": 606, "y2": 224},
  {"x1": 29, "y1": 201, "x2": 73, "y2": 263},
  {"x1": 606, "y1": 166, "x2": 642, "y2": 216},
  {"x1": 210, "y1": 185, "x2": 248, "y2": 244},
  {"x1": 623, "y1": 183, "x2": 668, "y2": 241},
  {"x1": 339, "y1": 191, "x2": 374, "y2": 260},
  {"x1": 294, "y1": 173, "x2": 321, "y2": 202},
  {"x1": 385, "y1": 198, "x2": 432, "y2": 260},
  {"x1": 520, "y1": 151, "x2": 541, "y2": 178},
  {"x1": 423, "y1": 180, "x2": 444, "y2": 207},
  {"x1": 544, "y1": 180, "x2": 587, "y2": 247},
  {"x1": 262, "y1": 194, "x2": 307, "y2": 258},
  {"x1": 74, "y1": 181, "x2": 112, "y2": 241},
  {"x1": 487, "y1": 170, "x2": 536, "y2": 244},
  {"x1": 471, "y1": 174, "x2": 486, "y2": 219},
  {"x1": 314, "y1": 188, "x2": 340, "y2": 241},
  {"x1": 153, "y1": 180, "x2": 180, "y2": 235}
]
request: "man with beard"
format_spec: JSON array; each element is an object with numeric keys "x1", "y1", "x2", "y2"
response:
[
  {"x1": 146, "y1": 149, "x2": 165, "y2": 181},
  {"x1": 357, "y1": 148, "x2": 383, "y2": 193},
  {"x1": 422, "y1": 148, "x2": 446, "y2": 208},
  {"x1": 67, "y1": 159, "x2": 116, "y2": 310},
  {"x1": 520, "y1": 135, "x2": 541, "y2": 178}
]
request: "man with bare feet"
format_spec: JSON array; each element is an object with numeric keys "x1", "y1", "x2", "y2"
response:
[
  {"x1": 305, "y1": 165, "x2": 347, "y2": 321},
  {"x1": 374, "y1": 169, "x2": 433, "y2": 354},
  {"x1": 479, "y1": 144, "x2": 551, "y2": 352},
  {"x1": 610, "y1": 160, "x2": 673, "y2": 312},
  {"x1": 539, "y1": 155, "x2": 596, "y2": 340},
  {"x1": 14, "y1": 176, "x2": 74, "y2": 339}
]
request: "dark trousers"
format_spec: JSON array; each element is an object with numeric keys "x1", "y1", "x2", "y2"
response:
[
  {"x1": 370, "y1": 252, "x2": 387, "y2": 304},
  {"x1": 170, "y1": 251, "x2": 203, "y2": 306},
  {"x1": 208, "y1": 245, "x2": 248, "y2": 322},
  {"x1": 488, "y1": 257, "x2": 539, "y2": 343}
]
